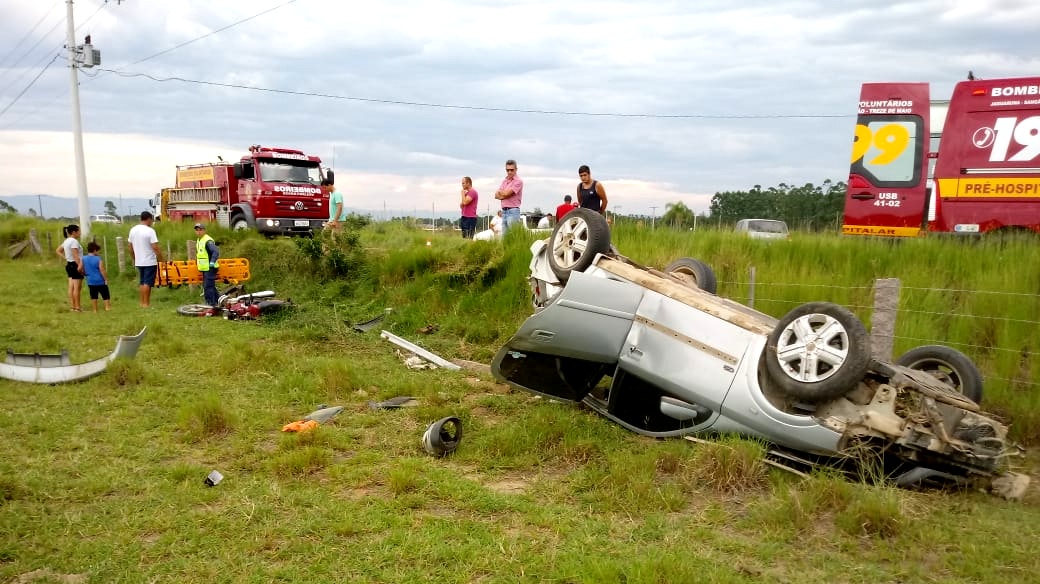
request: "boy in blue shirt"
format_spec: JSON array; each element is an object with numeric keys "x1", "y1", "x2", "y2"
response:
[{"x1": 82, "y1": 242, "x2": 111, "y2": 312}]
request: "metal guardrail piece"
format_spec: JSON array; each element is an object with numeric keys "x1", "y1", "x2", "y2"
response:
[{"x1": 379, "y1": 330, "x2": 461, "y2": 371}]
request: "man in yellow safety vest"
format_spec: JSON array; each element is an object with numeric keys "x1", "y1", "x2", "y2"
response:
[{"x1": 194, "y1": 223, "x2": 220, "y2": 307}]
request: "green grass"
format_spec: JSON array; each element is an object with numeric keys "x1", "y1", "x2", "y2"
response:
[{"x1": 0, "y1": 217, "x2": 1039, "y2": 583}]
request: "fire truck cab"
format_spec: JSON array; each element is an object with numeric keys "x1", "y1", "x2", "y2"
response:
[
  {"x1": 160, "y1": 145, "x2": 334, "y2": 236},
  {"x1": 843, "y1": 76, "x2": 1040, "y2": 237}
]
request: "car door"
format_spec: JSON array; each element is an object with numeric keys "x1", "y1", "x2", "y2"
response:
[
  {"x1": 491, "y1": 270, "x2": 644, "y2": 402},
  {"x1": 618, "y1": 289, "x2": 759, "y2": 413}
]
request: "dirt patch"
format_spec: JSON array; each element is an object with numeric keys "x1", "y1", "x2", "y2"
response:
[
  {"x1": 485, "y1": 479, "x2": 528, "y2": 494},
  {"x1": 11, "y1": 569, "x2": 88, "y2": 584}
]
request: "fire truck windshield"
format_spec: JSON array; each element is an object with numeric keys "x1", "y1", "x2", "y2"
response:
[{"x1": 258, "y1": 161, "x2": 322, "y2": 184}]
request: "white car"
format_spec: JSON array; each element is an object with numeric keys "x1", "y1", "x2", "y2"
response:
[
  {"x1": 90, "y1": 214, "x2": 121, "y2": 224},
  {"x1": 736, "y1": 218, "x2": 788, "y2": 240},
  {"x1": 492, "y1": 208, "x2": 1026, "y2": 495}
]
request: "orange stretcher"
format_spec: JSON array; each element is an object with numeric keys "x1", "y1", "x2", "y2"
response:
[{"x1": 155, "y1": 258, "x2": 251, "y2": 287}]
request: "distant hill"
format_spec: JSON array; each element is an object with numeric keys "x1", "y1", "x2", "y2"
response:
[{"x1": 0, "y1": 194, "x2": 154, "y2": 220}]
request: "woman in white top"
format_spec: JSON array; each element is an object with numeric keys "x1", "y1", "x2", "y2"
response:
[{"x1": 55, "y1": 224, "x2": 84, "y2": 312}]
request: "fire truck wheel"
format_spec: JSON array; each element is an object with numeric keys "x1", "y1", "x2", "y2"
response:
[{"x1": 231, "y1": 215, "x2": 250, "y2": 231}]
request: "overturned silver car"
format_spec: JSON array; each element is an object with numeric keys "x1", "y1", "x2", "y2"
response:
[{"x1": 492, "y1": 209, "x2": 1026, "y2": 494}]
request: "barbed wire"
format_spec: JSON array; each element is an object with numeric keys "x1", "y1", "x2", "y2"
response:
[
  {"x1": 982, "y1": 374, "x2": 1040, "y2": 389},
  {"x1": 889, "y1": 334, "x2": 1038, "y2": 358},
  {"x1": 894, "y1": 308, "x2": 1040, "y2": 327},
  {"x1": 718, "y1": 280, "x2": 875, "y2": 291},
  {"x1": 900, "y1": 285, "x2": 1040, "y2": 298},
  {"x1": 721, "y1": 280, "x2": 1040, "y2": 299}
]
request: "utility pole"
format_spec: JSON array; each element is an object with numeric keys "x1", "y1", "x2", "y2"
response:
[
  {"x1": 65, "y1": 0, "x2": 102, "y2": 237},
  {"x1": 650, "y1": 206, "x2": 657, "y2": 229},
  {"x1": 37, "y1": 194, "x2": 44, "y2": 218}
]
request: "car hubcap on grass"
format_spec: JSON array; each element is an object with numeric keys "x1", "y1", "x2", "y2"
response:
[
  {"x1": 773, "y1": 313, "x2": 850, "y2": 382},
  {"x1": 552, "y1": 217, "x2": 589, "y2": 269}
]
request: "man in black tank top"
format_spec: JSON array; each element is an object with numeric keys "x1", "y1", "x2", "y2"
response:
[{"x1": 577, "y1": 165, "x2": 608, "y2": 215}]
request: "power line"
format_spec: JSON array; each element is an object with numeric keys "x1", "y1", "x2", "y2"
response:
[
  {"x1": 0, "y1": 18, "x2": 65, "y2": 95},
  {"x1": 0, "y1": 1, "x2": 109, "y2": 125},
  {"x1": 96, "y1": 68, "x2": 854, "y2": 120},
  {"x1": 0, "y1": 54, "x2": 61, "y2": 119},
  {"x1": 0, "y1": 0, "x2": 63, "y2": 72},
  {"x1": 114, "y1": 0, "x2": 299, "y2": 69}
]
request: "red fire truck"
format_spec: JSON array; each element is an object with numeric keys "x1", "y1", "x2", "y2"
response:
[
  {"x1": 842, "y1": 76, "x2": 1040, "y2": 237},
  {"x1": 157, "y1": 145, "x2": 334, "y2": 236}
]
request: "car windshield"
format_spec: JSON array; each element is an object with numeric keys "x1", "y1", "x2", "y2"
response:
[
  {"x1": 258, "y1": 161, "x2": 322, "y2": 184},
  {"x1": 747, "y1": 220, "x2": 788, "y2": 233}
]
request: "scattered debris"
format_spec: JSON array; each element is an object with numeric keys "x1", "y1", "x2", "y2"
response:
[
  {"x1": 352, "y1": 313, "x2": 386, "y2": 332},
  {"x1": 991, "y1": 472, "x2": 1031, "y2": 501},
  {"x1": 451, "y1": 359, "x2": 492, "y2": 376},
  {"x1": 204, "y1": 470, "x2": 224, "y2": 487},
  {"x1": 304, "y1": 405, "x2": 345, "y2": 423},
  {"x1": 380, "y1": 330, "x2": 461, "y2": 371},
  {"x1": 422, "y1": 416, "x2": 463, "y2": 457},
  {"x1": 399, "y1": 351, "x2": 438, "y2": 370},
  {"x1": 416, "y1": 324, "x2": 439, "y2": 334},
  {"x1": 0, "y1": 327, "x2": 147, "y2": 384},
  {"x1": 6, "y1": 230, "x2": 42, "y2": 260},
  {"x1": 282, "y1": 420, "x2": 319, "y2": 433},
  {"x1": 368, "y1": 396, "x2": 419, "y2": 410}
]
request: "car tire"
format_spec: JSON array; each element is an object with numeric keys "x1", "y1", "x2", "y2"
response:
[
  {"x1": 895, "y1": 345, "x2": 983, "y2": 403},
  {"x1": 765, "y1": 302, "x2": 871, "y2": 402},
  {"x1": 663, "y1": 257, "x2": 718, "y2": 294},
  {"x1": 547, "y1": 208, "x2": 611, "y2": 282},
  {"x1": 231, "y1": 215, "x2": 250, "y2": 231},
  {"x1": 177, "y1": 304, "x2": 215, "y2": 317}
]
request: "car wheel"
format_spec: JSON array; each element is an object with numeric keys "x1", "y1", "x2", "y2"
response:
[
  {"x1": 177, "y1": 304, "x2": 215, "y2": 317},
  {"x1": 231, "y1": 215, "x2": 250, "y2": 231},
  {"x1": 765, "y1": 302, "x2": 871, "y2": 402},
  {"x1": 896, "y1": 345, "x2": 983, "y2": 403},
  {"x1": 547, "y1": 208, "x2": 611, "y2": 282},
  {"x1": 663, "y1": 257, "x2": 718, "y2": 294}
]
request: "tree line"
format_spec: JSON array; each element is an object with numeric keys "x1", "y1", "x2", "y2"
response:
[{"x1": 657, "y1": 180, "x2": 846, "y2": 232}]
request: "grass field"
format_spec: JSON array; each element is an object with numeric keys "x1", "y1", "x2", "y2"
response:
[{"x1": 1, "y1": 216, "x2": 1039, "y2": 583}]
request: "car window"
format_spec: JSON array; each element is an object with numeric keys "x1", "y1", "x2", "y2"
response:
[{"x1": 747, "y1": 220, "x2": 788, "y2": 234}]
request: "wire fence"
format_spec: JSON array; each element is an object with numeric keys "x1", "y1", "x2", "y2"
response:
[{"x1": 718, "y1": 276, "x2": 1040, "y2": 391}]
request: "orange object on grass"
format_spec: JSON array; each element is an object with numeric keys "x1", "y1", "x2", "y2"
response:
[{"x1": 281, "y1": 419, "x2": 319, "y2": 433}]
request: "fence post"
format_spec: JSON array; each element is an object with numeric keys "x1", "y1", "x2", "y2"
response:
[
  {"x1": 870, "y1": 278, "x2": 901, "y2": 361},
  {"x1": 186, "y1": 240, "x2": 195, "y2": 261},
  {"x1": 116, "y1": 237, "x2": 126, "y2": 274},
  {"x1": 748, "y1": 266, "x2": 756, "y2": 309}
]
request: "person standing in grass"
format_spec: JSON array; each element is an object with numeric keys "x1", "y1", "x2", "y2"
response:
[
  {"x1": 325, "y1": 182, "x2": 347, "y2": 232},
  {"x1": 577, "y1": 165, "x2": 608, "y2": 216},
  {"x1": 555, "y1": 194, "x2": 578, "y2": 222},
  {"x1": 82, "y1": 241, "x2": 111, "y2": 312},
  {"x1": 459, "y1": 176, "x2": 479, "y2": 239},
  {"x1": 127, "y1": 211, "x2": 163, "y2": 308},
  {"x1": 194, "y1": 223, "x2": 220, "y2": 308},
  {"x1": 495, "y1": 159, "x2": 523, "y2": 233},
  {"x1": 55, "y1": 224, "x2": 84, "y2": 312}
]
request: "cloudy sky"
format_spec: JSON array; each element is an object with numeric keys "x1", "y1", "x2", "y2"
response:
[{"x1": 0, "y1": 0, "x2": 1037, "y2": 217}]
